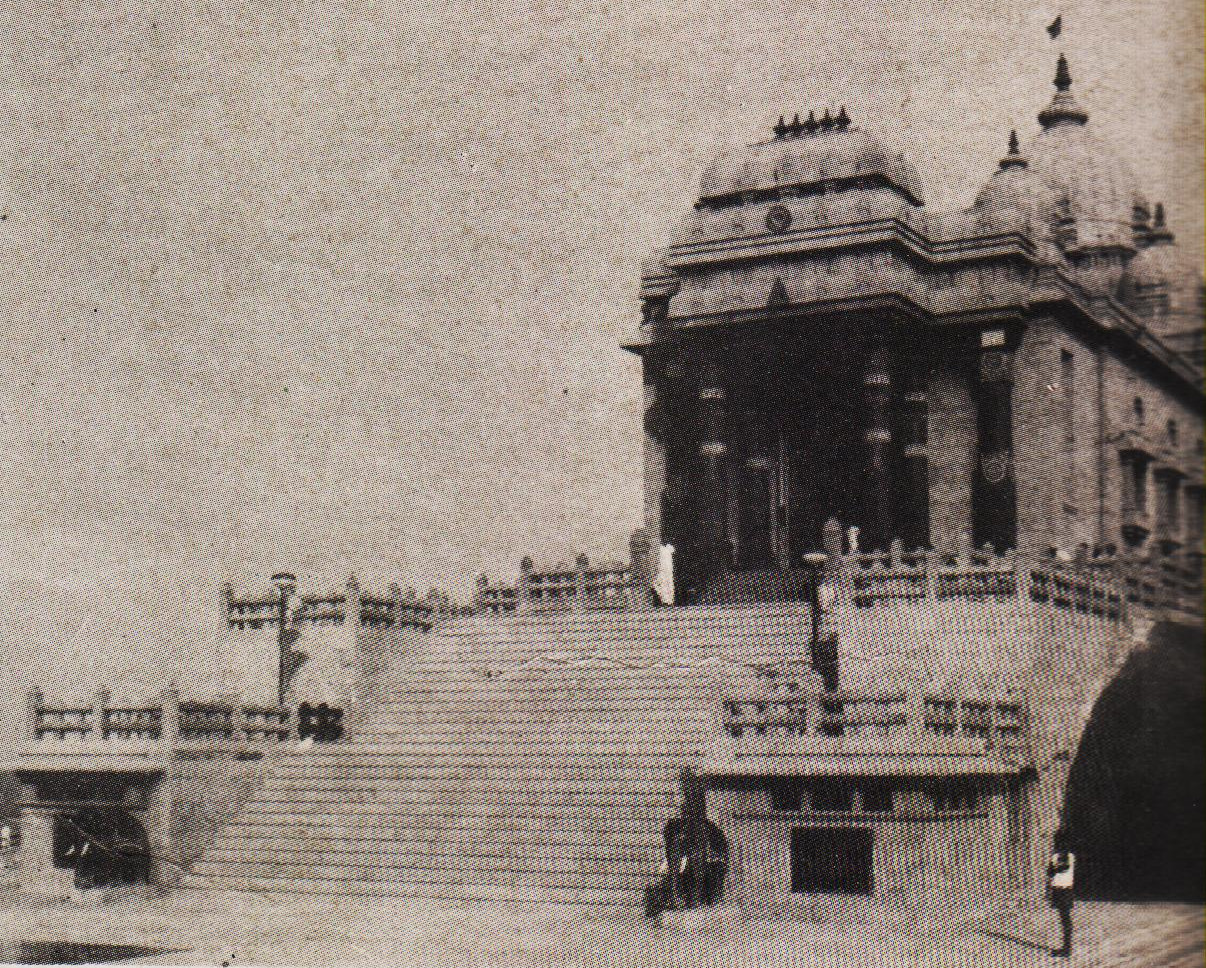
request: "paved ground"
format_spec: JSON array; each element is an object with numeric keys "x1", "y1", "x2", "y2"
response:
[{"x1": 0, "y1": 890, "x2": 1197, "y2": 966}]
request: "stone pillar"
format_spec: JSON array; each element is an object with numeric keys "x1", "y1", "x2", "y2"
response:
[
  {"x1": 18, "y1": 804, "x2": 71, "y2": 898},
  {"x1": 695, "y1": 358, "x2": 730, "y2": 590},
  {"x1": 973, "y1": 330, "x2": 1018, "y2": 552},
  {"x1": 899, "y1": 385, "x2": 930, "y2": 550},
  {"x1": 628, "y1": 529, "x2": 654, "y2": 610},
  {"x1": 23, "y1": 688, "x2": 42, "y2": 744},
  {"x1": 642, "y1": 355, "x2": 668, "y2": 548},
  {"x1": 862, "y1": 338, "x2": 895, "y2": 551}
]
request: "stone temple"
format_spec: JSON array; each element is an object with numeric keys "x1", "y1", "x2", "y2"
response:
[
  {"x1": 3, "y1": 55, "x2": 1202, "y2": 916},
  {"x1": 632, "y1": 55, "x2": 1202, "y2": 606}
]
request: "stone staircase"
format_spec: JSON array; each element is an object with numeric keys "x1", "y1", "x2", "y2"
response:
[{"x1": 182, "y1": 604, "x2": 814, "y2": 905}]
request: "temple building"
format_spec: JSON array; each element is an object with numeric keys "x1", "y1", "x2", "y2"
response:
[{"x1": 630, "y1": 56, "x2": 1204, "y2": 605}]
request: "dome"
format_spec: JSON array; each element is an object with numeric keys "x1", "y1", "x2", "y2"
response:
[
  {"x1": 697, "y1": 110, "x2": 924, "y2": 207},
  {"x1": 1022, "y1": 56, "x2": 1147, "y2": 254},
  {"x1": 1122, "y1": 205, "x2": 1202, "y2": 325},
  {"x1": 973, "y1": 130, "x2": 1051, "y2": 228}
]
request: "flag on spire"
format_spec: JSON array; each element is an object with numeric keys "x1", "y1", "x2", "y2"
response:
[{"x1": 1047, "y1": 15, "x2": 1062, "y2": 38}]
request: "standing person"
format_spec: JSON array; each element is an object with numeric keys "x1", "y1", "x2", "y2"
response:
[{"x1": 1047, "y1": 829, "x2": 1075, "y2": 958}]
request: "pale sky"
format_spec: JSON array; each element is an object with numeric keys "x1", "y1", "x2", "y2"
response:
[{"x1": 0, "y1": 0, "x2": 1201, "y2": 689}]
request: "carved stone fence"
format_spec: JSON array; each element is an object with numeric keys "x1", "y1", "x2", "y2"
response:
[
  {"x1": 476, "y1": 554, "x2": 635, "y2": 615},
  {"x1": 471, "y1": 533, "x2": 1199, "y2": 619},
  {"x1": 224, "y1": 577, "x2": 445, "y2": 633},
  {"x1": 22, "y1": 688, "x2": 301, "y2": 756},
  {"x1": 719, "y1": 685, "x2": 1028, "y2": 760}
]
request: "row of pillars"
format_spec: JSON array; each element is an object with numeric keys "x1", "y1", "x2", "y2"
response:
[
  {"x1": 673, "y1": 335, "x2": 939, "y2": 586},
  {"x1": 650, "y1": 326, "x2": 1020, "y2": 586}
]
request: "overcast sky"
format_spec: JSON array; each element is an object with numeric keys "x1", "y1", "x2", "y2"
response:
[{"x1": 0, "y1": 0, "x2": 1200, "y2": 689}]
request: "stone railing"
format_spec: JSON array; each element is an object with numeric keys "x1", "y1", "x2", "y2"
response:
[
  {"x1": 718, "y1": 685, "x2": 1028, "y2": 760},
  {"x1": 20, "y1": 689, "x2": 302, "y2": 758},
  {"x1": 223, "y1": 577, "x2": 441, "y2": 633},
  {"x1": 838, "y1": 543, "x2": 1159, "y2": 621},
  {"x1": 476, "y1": 553, "x2": 635, "y2": 615}
]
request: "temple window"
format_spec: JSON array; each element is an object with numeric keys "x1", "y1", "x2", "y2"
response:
[
  {"x1": 809, "y1": 782, "x2": 855, "y2": 813},
  {"x1": 860, "y1": 783, "x2": 894, "y2": 814},
  {"x1": 931, "y1": 781, "x2": 979, "y2": 813},
  {"x1": 1133, "y1": 460, "x2": 1148, "y2": 514}
]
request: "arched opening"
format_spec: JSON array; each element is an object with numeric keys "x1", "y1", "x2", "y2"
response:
[
  {"x1": 54, "y1": 808, "x2": 150, "y2": 889},
  {"x1": 1062, "y1": 621, "x2": 1204, "y2": 900}
]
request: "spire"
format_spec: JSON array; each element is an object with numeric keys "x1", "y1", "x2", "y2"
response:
[
  {"x1": 1054, "y1": 53, "x2": 1072, "y2": 92},
  {"x1": 1038, "y1": 54, "x2": 1089, "y2": 128},
  {"x1": 835, "y1": 106, "x2": 851, "y2": 131},
  {"x1": 773, "y1": 115, "x2": 788, "y2": 139},
  {"x1": 820, "y1": 108, "x2": 833, "y2": 131},
  {"x1": 803, "y1": 111, "x2": 818, "y2": 134},
  {"x1": 999, "y1": 129, "x2": 1028, "y2": 169},
  {"x1": 1149, "y1": 202, "x2": 1175, "y2": 244}
]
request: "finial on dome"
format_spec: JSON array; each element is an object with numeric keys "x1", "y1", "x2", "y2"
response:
[
  {"x1": 803, "y1": 111, "x2": 818, "y2": 134},
  {"x1": 999, "y1": 129, "x2": 1028, "y2": 169},
  {"x1": 1054, "y1": 53, "x2": 1072, "y2": 92},
  {"x1": 1149, "y1": 202, "x2": 1175, "y2": 244},
  {"x1": 820, "y1": 109, "x2": 833, "y2": 131},
  {"x1": 835, "y1": 106, "x2": 851, "y2": 131},
  {"x1": 1038, "y1": 54, "x2": 1089, "y2": 128},
  {"x1": 774, "y1": 116, "x2": 788, "y2": 139},
  {"x1": 790, "y1": 113, "x2": 802, "y2": 136}
]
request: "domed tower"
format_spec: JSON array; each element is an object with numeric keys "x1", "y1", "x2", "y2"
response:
[
  {"x1": 1122, "y1": 203, "x2": 1204, "y2": 355},
  {"x1": 678, "y1": 108, "x2": 924, "y2": 250},
  {"x1": 1021, "y1": 55, "x2": 1148, "y2": 295}
]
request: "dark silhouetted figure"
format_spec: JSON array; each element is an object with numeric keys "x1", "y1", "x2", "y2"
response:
[{"x1": 1047, "y1": 829, "x2": 1075, "y2": 958}]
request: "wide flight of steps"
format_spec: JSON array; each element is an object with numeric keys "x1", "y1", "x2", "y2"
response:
[{"x1": 182, "y1": 604, "x2": 814, "y2": 905}]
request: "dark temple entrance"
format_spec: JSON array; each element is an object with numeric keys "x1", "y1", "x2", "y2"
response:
[{"x1": 729, "y1": 342, "x2": 867, "y2": 571}]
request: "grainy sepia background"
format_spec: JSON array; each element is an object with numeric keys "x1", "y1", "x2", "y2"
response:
[{"x1": 0, "y1": 0, "x2": 1201, "y2": 695}]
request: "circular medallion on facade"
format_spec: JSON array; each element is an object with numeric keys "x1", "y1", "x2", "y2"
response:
[
  {"x1": 765, "y1": 205, "x2": 793, "y2": 233},
  {"x1": 981, "y1": 451, "x2": 1011, "y2": 485}
]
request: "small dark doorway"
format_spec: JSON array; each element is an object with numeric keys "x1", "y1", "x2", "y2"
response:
[
  {"x1": 790, "y1": 827, "x2": 873, "y2": 895},
  {"x1": 54, "y1": 808, "x2": 149, "y2": 888}
]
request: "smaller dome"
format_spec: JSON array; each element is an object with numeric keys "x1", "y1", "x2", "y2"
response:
[
  {"x1": 1122, "y1": 205, "x2": 1201, "y2": 325},
  {"x1": 973, "y1": 130, "x2": 1049, "y2": 226},
  {"x1": 698, "y1": 110, "x2": 924, "y2": 207}
]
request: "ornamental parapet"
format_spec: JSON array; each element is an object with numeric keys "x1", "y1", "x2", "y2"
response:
[
  {"x1": 710, "y1": 682, "x2": 1029, "y2": 776},
  {"x1": 4, "y1": 689, "x2": 302, "y2": 775},
  {"x1": 476, "y1": 553, "x2": 635, "y2": 616},
  {"x1": 223, "y1": 576, "x2": 444, "y2": 633}
]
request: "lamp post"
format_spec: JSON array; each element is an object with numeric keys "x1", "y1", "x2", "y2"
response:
[
  {"x1": 272, "y1": 572, "x2": 297, "y2": 707},
  {"x1": 800, "y1": 551, "x2": 836, "y2": 690}
]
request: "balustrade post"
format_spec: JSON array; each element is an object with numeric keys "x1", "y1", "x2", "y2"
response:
[
  {"x1": 906, "y1": 686, "x2": 926, "y2": 741},
  {"x1": 92, "y1": 688, "x2": 110, "y2": 741},
  {"x1": 924, "y1": 549, "x2": 939, "y2": 601},
  {"x1": 234, "y1": 696, "x2": 250, "y2": 744},
  {"x1": 23, "y1": 688, "x2": 42, "y2": 744},
  {"x1": 160, "y1": 688, "x2": 180, "y2": 754},
  {"x1": 517, "y1": 557, "x2": 534, "y2": 615},
  {"x1": 681, "y1": 766, "x2": 708, "y2": 909},
  {"x1": 804, "y1": 692, "x2": 822, "y2": 736},
  {"x1": 574, "y1": 554, "x2": 589, "y2": 613}
]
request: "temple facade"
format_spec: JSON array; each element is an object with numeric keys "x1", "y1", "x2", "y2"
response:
[{"x1": 629, "y1": 57, "x2": 1204, "y2": 605}]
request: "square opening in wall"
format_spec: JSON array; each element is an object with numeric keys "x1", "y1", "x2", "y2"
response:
[
  {"x1": 810, "y1": 782, "x2": 854, "y2": 812},
  {"x1": 861, "y1": 782, "x2": 893, "y2": 813},
  {"x1": 790, "y1": 827, "x2": 873, "y2": 895}
]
